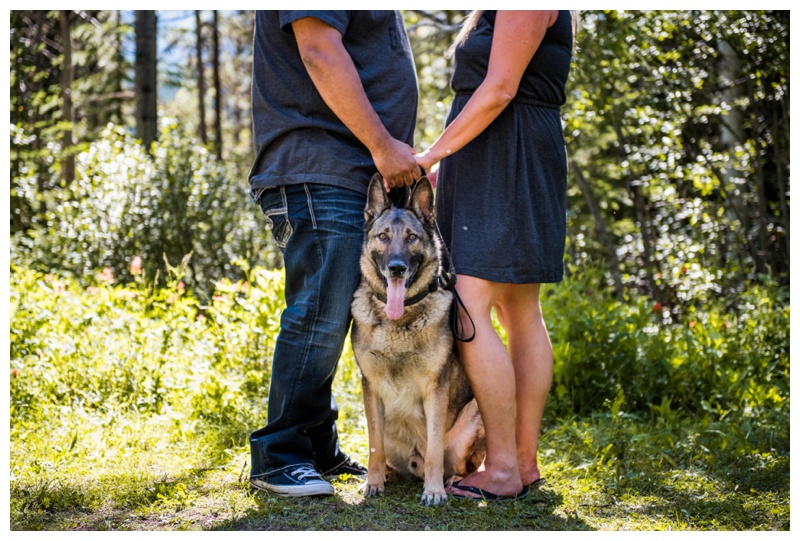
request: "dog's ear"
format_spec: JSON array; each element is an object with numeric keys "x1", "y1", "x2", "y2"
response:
[
  {"x1": 410, "y1": 176, "x2": 435, "y2": 228},
  {"x1": 365, "y1": 173, "x2": 391, "y2": 222}
]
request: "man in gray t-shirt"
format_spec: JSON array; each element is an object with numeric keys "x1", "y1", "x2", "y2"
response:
[{"x1": 248, "y1": 11, "x2": 421, "y2": 498}]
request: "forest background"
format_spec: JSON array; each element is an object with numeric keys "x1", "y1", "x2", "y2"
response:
[{"x1": 8, "y1": 10, "x2": 791, "y2": 531}]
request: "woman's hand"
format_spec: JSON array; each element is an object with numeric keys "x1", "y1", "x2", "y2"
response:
[
  {"x1": 414, "y1": 152, "x2": 438, "y2": 187},
  {"x1": 415, "y1": 151, "x2": 436, "y2": 178},
  {"x1": 426, "y1": 167, "x2": 438, "y2": 188}
]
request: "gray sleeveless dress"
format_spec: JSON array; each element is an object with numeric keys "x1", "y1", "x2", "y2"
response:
[{"x1": 435, "y1": 10, "x2": 573, "y2": 284}]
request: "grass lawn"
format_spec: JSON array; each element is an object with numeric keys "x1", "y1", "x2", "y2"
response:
[{"x1": 10, "y1": 404, "x2": 788, "y2": 531}]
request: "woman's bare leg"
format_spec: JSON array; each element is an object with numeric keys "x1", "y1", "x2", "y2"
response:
[
  {"x1": 495, "y1": 283, "x2": 553, "y2": 486},
  {"x1": 446, "y1": 275, "x2": 524, "y2": 498}
]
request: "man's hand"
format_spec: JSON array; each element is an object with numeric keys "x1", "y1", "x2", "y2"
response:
[{"x1": 374, "y1": 138, "x2": 421, "y2": 189}]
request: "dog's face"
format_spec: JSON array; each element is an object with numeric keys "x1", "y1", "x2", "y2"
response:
[{"x1": 363, "y1": 174, "x2": 438, "y2": 320}]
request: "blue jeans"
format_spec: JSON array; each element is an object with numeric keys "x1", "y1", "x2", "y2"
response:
[{"x1": 249, "y1": 183, "x2": 366, "y2": 479}]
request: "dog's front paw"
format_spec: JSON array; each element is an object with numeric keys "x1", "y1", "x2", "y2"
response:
[
  {"x1": 363, "y1": 481, "x2": 385, "y2": 497},
  {"x1": 420, "y1": 487, "x2": 448, "y2": 506}
]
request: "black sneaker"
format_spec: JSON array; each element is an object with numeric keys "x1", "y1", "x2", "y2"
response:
[
  {"x1": 250, "y1": 464, "x2": 334, "y2": 497},
  {"x1": 320, "y1": 454, "x2": 368, "y2": 481}
]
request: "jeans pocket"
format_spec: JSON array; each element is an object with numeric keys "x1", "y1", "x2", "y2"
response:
[{"x1": 257, "y1": 186, "x2": 293, "y2": 251}]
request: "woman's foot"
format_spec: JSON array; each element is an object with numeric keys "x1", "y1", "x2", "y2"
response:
[
  {"x1": 518, "y1": 456, "x2": 541, "y2": 487},
  {"x1": 446, "y1": 469, "x2": 524, "y2": 499},
  {"x1": 520, "y1": 468, "x2": 541, "y2": 487}
]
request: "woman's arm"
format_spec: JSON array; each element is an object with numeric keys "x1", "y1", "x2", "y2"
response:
[{"x1": 416, "y1": 10, "x2": 558, "y2": 173}]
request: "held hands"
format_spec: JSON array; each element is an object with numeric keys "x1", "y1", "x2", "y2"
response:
[{"x1": 373, "y1": 137, "x2": 422, "y2": 191}]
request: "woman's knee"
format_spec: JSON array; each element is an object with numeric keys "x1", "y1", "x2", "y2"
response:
[{"x1": 495, "y1": 283, "x2": 543, "y2": 329}]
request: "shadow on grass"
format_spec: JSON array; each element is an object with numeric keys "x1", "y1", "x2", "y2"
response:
[
  {"x1": 537, "y1": 404, "x2": 791, "y2": 531},
  {"x1": 635, "y1": 491, "x2": 789, "y2": 531},
  {"x1": 581, "y1": 448, "x2": 790, "y2": 530},
  {"x1": 11, "y1": 464, "x2": 232, "y2": 531},
  {"x1": 209, "y1": 476, "x2": 593, "y2": 531}
]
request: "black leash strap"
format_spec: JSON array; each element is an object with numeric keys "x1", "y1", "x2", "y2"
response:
[
  {"x1": 432, "y1": 218, "x2": 475, "y2": 343},
  {"x1": 452, "y1": 290, "x2": 475, "y2": 343},
  {"x1": 389, "y1": 168, "x2": 476, "y2": 342}
]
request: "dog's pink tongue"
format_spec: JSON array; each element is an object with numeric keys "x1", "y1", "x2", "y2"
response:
[{"x1": 385, "y1": 278, "x2": 407, "y2": 320}]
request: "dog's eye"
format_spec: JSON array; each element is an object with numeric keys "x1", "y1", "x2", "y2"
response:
[
  {"x1": 407, "y1": 234, "x2": 418, "y2": 243},
  {"x1": 378, "y1": 232, "x2": 389, "y2": 242}
]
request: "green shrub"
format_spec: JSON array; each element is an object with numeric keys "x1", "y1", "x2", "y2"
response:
[
  {"x1": 9, "y1": 263, "x2": 286, "y2": 433},
  {"x1": 543, "y1": 263, "x2": 790, "y2": 424},
  {"x1": 11, "y1": 120, "x2": 280, "y2": 297}
]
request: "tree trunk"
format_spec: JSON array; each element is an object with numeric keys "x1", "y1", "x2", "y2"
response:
[
  {"x1": 135, "y1": 11, "x2": 158, "y2": 150},
  {"x1": 245, "y1": 12, "x2": 254, "y2": 142},
  {"x1": 745, "y1": 79, "x2": 770, "y2": 271},
  {"x1": 231, "y1": 26, "x2": 244, "y2": 148},
  {"x1": 32, "y1": 11, "x2": 48, "y2": 213},
  {"x1": 212, "y1": 10, "x2": 222, "y2": 159},
  {"x1": 772, "y1": 101, "x2": 789, "y2": 271},
  {"x1": 711, "y1": 161, "x2": 761, "y2": 273},
  {"x1": 718, "y1": 38, "x2": 768, "y2": 274},
  {"x1": 572, "y1": 161, "x2": 624, "y2": 297},
  {"x1": 195, "y1": 10, "x2": 207, "y2": 145},
  {"x1": 60, "y1": 10, "x2": 75, "y2": 185},
  {"x1": 631, "y1": 180, "x2": 661, "y2": 303},
  {"x1": 607, "y1": 110, "x2": 660, "y2": 302},
  {"x1": 113, "y1": 10, "x2": 124, "y2": 125}
]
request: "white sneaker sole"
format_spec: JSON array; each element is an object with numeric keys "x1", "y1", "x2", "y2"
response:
[{"x1": 250, "y1": 478, "x2": 335, "y2": 497}]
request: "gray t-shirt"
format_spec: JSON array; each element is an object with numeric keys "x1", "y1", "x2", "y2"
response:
[{"x1": 248, "y1": 10, "x2": 418, "y2": 197}]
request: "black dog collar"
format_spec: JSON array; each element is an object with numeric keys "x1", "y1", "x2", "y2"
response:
[{"x1": 373, "y1": 277, "x2": 440, "y2": 308}]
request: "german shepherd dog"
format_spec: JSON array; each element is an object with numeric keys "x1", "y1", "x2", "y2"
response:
[{"x1": 350, "y1": 174, "x2": 486, "y2": 506}]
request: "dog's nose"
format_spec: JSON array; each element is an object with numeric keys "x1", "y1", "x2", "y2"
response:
[{"x1": 387, "y1": 260, "x2": 407, "y2": 277}]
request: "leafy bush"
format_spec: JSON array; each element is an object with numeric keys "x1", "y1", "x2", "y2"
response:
[
  {"x1": 11, "y1": 120, "x2": 280, "y2": 297},
  {"x1": 11, "y1": 259, "x2": 787, "y2": 456},
  {"x1": 544, "y1": 263, "x2": 790, "y2": 426},
  {"x1": 11, "y1": 262, "x2": 280, "y2": 417}
]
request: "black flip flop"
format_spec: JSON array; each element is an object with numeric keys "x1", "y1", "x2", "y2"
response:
[
  {"x1": 449, "y1": 480, "x2": 530, "y2": 501},
  {"x1": 527, "y1": 477, "x2": 547, "y2": 489}
]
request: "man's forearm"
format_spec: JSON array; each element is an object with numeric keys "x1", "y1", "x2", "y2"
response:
[{"x1": 296, "y1": 35, "x2": 392, "y2": 155}]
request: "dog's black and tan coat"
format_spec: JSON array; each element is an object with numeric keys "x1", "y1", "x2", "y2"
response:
[{"x1": 351, "y1": 174, "x2": 486, "y2": 506}]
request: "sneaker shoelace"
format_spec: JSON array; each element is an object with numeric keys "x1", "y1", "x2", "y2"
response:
[{"x1": 290, "y1": 465, "x2": 322, "y2": 481}]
